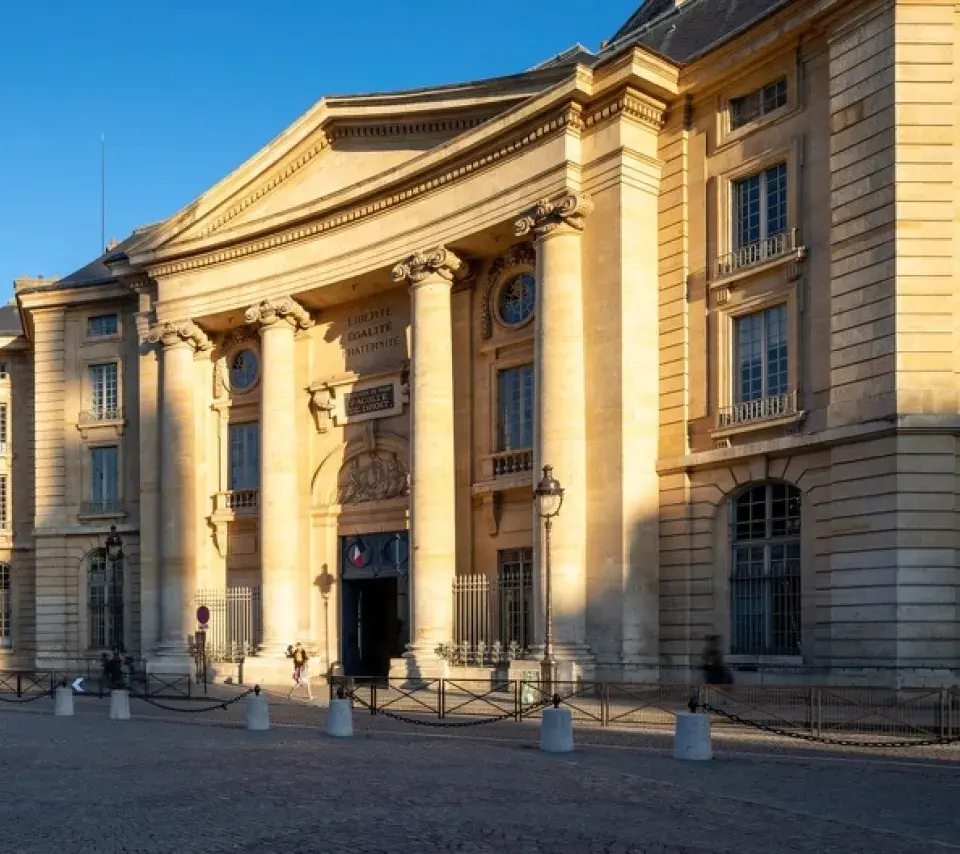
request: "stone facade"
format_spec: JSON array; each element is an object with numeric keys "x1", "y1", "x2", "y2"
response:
[{"x1": 4, "y1": 0, "x2": 959, "y2": 684}]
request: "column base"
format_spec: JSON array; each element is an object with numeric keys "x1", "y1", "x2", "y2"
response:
[
  {"x1": 241, "y1": 654, "x2": 295, "y2": 688},
  {"x1": 146, "y1": 653, "x2": 192, "y2": 676},
  {"x1": 388, "y1": 653, "x2": 449, "y2": 682},
  {"x1": 527, "y1": 643, "x2": 595, "y2": 684}
]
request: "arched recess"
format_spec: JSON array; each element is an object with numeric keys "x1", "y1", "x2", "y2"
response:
[{"x1": 308, "y1": 426, "x2": 411, "y2": 671}]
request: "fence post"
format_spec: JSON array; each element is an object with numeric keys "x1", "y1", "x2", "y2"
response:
[
  {"x1": 370, "y1": 683, "x2": 378, "y2": 716},
  {"x1": 939, "y1": 688, "x2": 947, "y2": 741},
  {"x1": 439, "y1": 679, "x2": 445, "y2": 720},
  {"x1": 600, "y1": 682, "x2": 609, "y2": 727},
  {"x1": 16, "y1": 672, "x2": 21, "y2": 698},
  {"x1": 514, "y1": 679, "x2": 521, "y2": 722}
]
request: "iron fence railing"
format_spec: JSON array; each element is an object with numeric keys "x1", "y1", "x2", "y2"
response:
[
  {"x1": 195, "y1": 587, "x2": 263, "y2": 661},
  {"x1": 328, "y1": 677, "x2": 960, "y2": 741},
  {"x1": 452, "y1": 571, "x2": 533, "y2": 659},
  {"x1": 0, "y1": 668, "x2": 205, "y2": 700}
]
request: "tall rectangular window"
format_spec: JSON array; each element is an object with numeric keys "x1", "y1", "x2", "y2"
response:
[
  {"x1": 730, "y1": 78, "x2": 787, "y2": 130},
  {"x1": 0, "y1": 475, "x2": 8, "y2": 531},
  {"x1": 497, "y1": 365, "x2": 533, "y2": 452},
  {"x1": 497, "y1": 548, "x2": 533, "y2": 651},
  {"x1": 87, "y1": 314, "x2": 118, "y2": 338},
  {"x1": 229, "y1": 422, "x2": 260, "y2": 491},
  {"x1": 91, "y1": 446, "x2": 119, "y2": 511},
  {"x1": 735, "y1": 305, "x2": 788, "y2": 404},
  {"x1": 90, "y1": 363, "x2": 118, "y2": 416},
  {"x1": 733, "y1": 163, "x2": 787, "y2": 250},
  {"x1": 0, "y1": 403, "x2": 8, "y2": 451}
]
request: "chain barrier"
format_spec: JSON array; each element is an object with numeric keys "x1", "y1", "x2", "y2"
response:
[
  {"x1": 344, "y1": 687, "x2": 553, "y2": 728},
  {"x1": 698, "y1": 700, "x2": 960, "y2": 748},
  {"x1": 128, "y1": 687, "x2": 256, "y2": 714},
  {"x1": 0, "y1": 689, "x2": 53, "y2": 704}
]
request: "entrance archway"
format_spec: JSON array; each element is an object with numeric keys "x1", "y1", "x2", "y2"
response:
[{"x1": 311, "y1": 428, "x2": 410, "y2": 677}]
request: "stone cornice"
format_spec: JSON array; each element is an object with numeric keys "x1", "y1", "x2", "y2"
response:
[
  {"x1": 583, "y1": 88, "x2": 667, "y2": 132},
  {"x1": 391, "y1": 246, "x2": 471, "y2": 286},
  {"x1": 145, "y1": 103, "x2": 584, "y2": 280},
  {"x1": 515, "y1": 192, "x2": 594, "y2": 239},
  {"x1": 244, "y1": 296, "x2": 314, "y2": 332},
  {"x1": 145, "y1": 320, "x2": 213, "y2": 352}
]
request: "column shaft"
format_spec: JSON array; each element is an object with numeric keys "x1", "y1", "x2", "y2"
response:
[
  {"x1": 259, "y1": 322, "x2": 299, "y2": 654},
  {"x1": 408, "y1": 273, "x2": 457, "y2": 655},
  {"x1": 535, "y1": 226, "x2": 588, "y2": 655},
  {"x1": 156, "y1": 341, "x2": 197, "y2": 659}
]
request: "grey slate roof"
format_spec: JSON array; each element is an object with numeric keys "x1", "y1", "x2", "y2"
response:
[
  {"x1": 610, "y1": 0, "x2": 793, "y2": 64},
  {"x1": 54, "y1": 229, "x2": 149, "y2": 289},
  {"x1": 0, "y1": 305, "x2": 23, "y2": 336}
]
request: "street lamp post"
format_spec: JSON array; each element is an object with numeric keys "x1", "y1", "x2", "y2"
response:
[
  {"x1": 533, "y1": 465, "x2": 564, "y2": 699},
  {"x1": 105, "y1": 525, "x2": 124, "y2": 654}
]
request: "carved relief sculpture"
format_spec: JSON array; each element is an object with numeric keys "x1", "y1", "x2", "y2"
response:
[
  {"x1": 515, "y1": 192, "x2": 593, "y2": 239},
  {"x1": 337, "y1": 452, "x2": 410, "y2": 505}
]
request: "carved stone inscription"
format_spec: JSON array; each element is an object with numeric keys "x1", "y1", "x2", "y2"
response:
[
  {"x1": 345, "y1": 384, "x2": 395, "y2": 418},
  {"x1": 343, "y1": 307, "x2": 402, "y2": 358}
]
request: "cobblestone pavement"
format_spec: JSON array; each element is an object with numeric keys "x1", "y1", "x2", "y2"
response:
[{"x1": 1, "y1": 696, "x2": 959, "y2": 853}]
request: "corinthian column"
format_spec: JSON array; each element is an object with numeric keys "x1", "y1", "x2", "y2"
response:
[
  {"x1": 146, "y1": 320, "x2": 212, "y2": 670},
  {"x1": 244, "y1": 297, "x2": 313, "y2": 657},
  {"x1": 391, "y1": 247, "x2": 470, "y2": 673},
  {"x1": 516, "y1": 193, "x2": 594, "y2": 669}
]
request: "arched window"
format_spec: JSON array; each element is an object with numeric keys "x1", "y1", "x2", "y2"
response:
[
  {"x1": 88, "y1": 549, "x2": 123, "y2": 650},
  {"x1": 0, "y1": 563, "x2": 11, "y2": 649},
  {"x1": 730, "y1": 482, "x2": 801, "y2": 655}
]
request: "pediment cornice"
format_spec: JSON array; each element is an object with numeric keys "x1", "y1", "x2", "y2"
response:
[
  {"x1": 139, "y1": 101, "x2": 587, "y2": 280},
  {"x1": 130, "y1": 53, "x2": 673, "y2": 280},
  {"x1": 133, "y1": 66, "x2": 579, "y2": 257}
]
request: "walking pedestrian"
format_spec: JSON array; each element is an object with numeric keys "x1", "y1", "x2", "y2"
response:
[
  {"x1": 287, "y1": 641, "x2": 313, "y2": 700},
  {"x1": 700, "y1": 635, "x2": 733, "y2": 686}
]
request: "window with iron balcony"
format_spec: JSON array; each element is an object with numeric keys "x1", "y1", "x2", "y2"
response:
[
  {"x1": 716, "y1": 163, "x2": 798, "y2": 279},
  {"x1": 492, "y1": 365, "x2": 533, "y2": 478},
  {"x1": 80, "y1": 363, "x2": 122, "y2": 423},
  {"x1": 718, "y1": 304, "x2": 798, "y2": 430}
]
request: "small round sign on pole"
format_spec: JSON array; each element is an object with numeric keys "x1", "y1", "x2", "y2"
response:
[{"x1": 196, "y1": 605, "x2": 210, "y2": 628}]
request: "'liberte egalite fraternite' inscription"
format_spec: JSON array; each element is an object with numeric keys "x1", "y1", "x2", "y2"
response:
[{"x1": 343, "y1": 307, "x2": 402, "y2": 358}]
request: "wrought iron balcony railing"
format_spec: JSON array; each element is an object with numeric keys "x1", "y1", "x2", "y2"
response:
[
  {"x1": 491, "y1": 449, "x2": 533, "y2": 478},
  {"x1": 214, "y1": 489, "x2": 260, "y2": 513},
  {"x1": 715, "y1": 228, "x2": 798, "y2": 279},
  {"x1": 80, "y1": 499, "x2": 123, "y2": 516},
  {"x1": 78, "y1": 407, "x2": 123, "y2": 424},
  {"x1": 717, "y1": 391, "x2": 798, "y2": 429}
]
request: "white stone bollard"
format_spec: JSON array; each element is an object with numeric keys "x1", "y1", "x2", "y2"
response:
[
  {"x1": 325, "y1": 698, "x2": 354, "y2": 738},
  {"x1": 245, "y1": 688, "x2": 270, "y2": 731},
  {"x1": 109, "y1": 689, "x2": 131, "y2": 721},
  {"x1": 674, "y1": 712, "x2": 712, "y2": 761},
  {"x1": 540, "y1": 706, "x2": 574, "y2": 754},
  {"x1": 54, "y1": 686, "x2": 74, "y2": 717}
]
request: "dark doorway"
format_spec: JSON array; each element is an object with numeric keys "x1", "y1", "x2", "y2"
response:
[{"x1": 340, "y1": 532, "x2": 409, "y2": 677}]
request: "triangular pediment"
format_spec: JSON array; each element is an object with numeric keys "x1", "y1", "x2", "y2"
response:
[{"x1": 134, "y1": 66, "x2": 576, "y2": 258}]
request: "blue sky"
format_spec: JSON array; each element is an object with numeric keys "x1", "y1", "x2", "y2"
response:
[{"x1": 0, "y1": 1, "x2": 638, "y2": 303}]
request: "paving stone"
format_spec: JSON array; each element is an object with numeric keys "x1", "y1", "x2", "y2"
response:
[{"x1": 0, "y1": 697, "x2": 957, "y2": 853}]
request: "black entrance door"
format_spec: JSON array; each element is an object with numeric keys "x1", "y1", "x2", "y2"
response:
[{"x1": 340, "y1": 532, "x2": 409, "y2": 677}]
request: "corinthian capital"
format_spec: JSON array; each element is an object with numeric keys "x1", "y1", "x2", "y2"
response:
[
  {"x1": 146, "y1": 320, "x2": 212, "y2": 352},
  {"x1": 515, "y1": 193, "x2": 593, "y2": 238},
  {"x1": 391, "y1": 246, "x2": 471, "y2": 286},
  {"x1": 244, "y1": 297, "x2": 313, "y2": 332}
]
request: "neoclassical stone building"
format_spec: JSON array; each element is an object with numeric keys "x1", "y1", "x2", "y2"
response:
[{"x1": 5, "y1": 0, "x2": 960, "y2": 684}]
